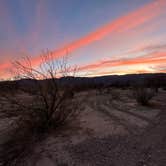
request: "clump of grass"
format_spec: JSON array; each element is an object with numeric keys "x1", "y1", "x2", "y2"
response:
[{"x1": 133, "y1": 87, "x2": 156, "y2": 106}]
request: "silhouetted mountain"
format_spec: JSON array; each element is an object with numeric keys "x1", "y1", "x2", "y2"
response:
[
  {"x1": 0, "y1": 73, "x2": 165, "y2": 92},
  {"x1": 57, "y1": 73, "x2": 166, "y2": 90}
]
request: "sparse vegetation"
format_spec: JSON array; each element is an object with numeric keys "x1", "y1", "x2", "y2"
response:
[
  {"x1": 0, "y1": 66, "x2": 165, "y2": 165},
  {"x1": 133, "y1": 87, "x2": 156, "y2": 106},
  {"x1": 0, "y1": 50, "x2": 79, "y2": 166}
]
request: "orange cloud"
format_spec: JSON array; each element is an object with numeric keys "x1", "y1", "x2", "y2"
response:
[
  {"x1": 86, "y1": 69, "x2": 152, "y2": 77},
  {"x1": 77, "y1": 52, "x2": 166, "y2": 72},
  {"x1": 1, "y1": 0, "x2": 166, "y2": 79},
  {"x1": 29, "y1": 0, "x2": 166, "y2": 67}
]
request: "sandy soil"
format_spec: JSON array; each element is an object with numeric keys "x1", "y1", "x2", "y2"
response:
[{"x1": 0, "y1": 88, "x2": 166, "y2": 166}]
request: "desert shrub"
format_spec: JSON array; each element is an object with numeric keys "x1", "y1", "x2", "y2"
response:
[
  {"x1": 0, "y1": 50, "x2": 79, "y2": 165},
  {"x1": 133, "y1": 87, "x2": 156, "y2": 106},
  {"x1": 0, "y1": 93, "x2": 78, "y2": 166}
]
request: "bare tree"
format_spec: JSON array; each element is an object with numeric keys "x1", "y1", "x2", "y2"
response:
[
  {"x1": 8, "y1": 50, "x2": 77, "y2": 128},
  {"x1": 0, "y1": 50, "x2": 79, "y2": 166}
]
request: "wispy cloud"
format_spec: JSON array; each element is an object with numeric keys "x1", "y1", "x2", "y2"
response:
[
  {"x1": 29, "y1": 0, "x2": 166, "y2": 67},
  {"x1": 150, "y1": 64, "x2": 166, "y2": 73},
  {"x1": 77, "y1": 52, "x2": 166, "y2": 72},
  {"x1": 86, "y1": 69, "x2": 152, "y2": 77},
  {"x1": 128, "y1": 43, "x2": 166, "y2": 54},
  {"x1": 1, "y1": 0, "x2": 166, "y2": 78}
]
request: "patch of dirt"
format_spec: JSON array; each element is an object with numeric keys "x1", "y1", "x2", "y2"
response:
[
  {"x1": 1, "y1": 89, "x2": 166, "y2": 166},
  {"x1": 67, "y1": 90, "x2": 166, "y2": 166}
]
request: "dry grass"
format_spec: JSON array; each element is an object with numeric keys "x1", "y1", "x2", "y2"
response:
[{"x1": 133, "y1": 87, "x2": 156, "y2": 106}]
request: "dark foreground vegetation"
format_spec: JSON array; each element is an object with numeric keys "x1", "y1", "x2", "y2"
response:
[{"x1": 0, "y1": 52, "x2": 79, "y2": 165}]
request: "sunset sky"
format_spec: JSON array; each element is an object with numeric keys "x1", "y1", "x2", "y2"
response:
[{"x1": 0, "y1": 0, "x2": 166, "y2": 79}]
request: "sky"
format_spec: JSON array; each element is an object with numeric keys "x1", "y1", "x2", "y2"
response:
[{"x1": 0, "y1": 0, "x2": 166, "y2": 79}]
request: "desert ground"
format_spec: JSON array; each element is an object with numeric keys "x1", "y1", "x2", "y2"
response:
[{"x1": 0, "y1": 88, "x2": 166, "y2": 166}]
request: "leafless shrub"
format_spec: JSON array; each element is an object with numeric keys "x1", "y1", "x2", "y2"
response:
[
  {"x1": 0, "y1": 50, "x2": 79, "y2": 165},
  {"x1": 133, "y1": 87, "x2": 156, "y2": 106}
]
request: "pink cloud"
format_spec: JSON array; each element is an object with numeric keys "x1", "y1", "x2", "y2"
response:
[
  {"x1": 1, "y1": 0, "x2": 166, "y2": 78},
  {"x1": 77, "y1": 52, "x2": 166, "y2": 72}
]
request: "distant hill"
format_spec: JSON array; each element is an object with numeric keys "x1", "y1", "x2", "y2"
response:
[
  {"x1": 0, "y1": 73, "x2": 166, "y2": 92},
  {"x1": 57, "y1": 73, "x2": 166, "y2": 89}
]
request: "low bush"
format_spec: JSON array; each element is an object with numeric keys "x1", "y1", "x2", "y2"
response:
[
  {"x1": 133, "y1": 87, "x2": 156, "y2": 106},
  {"x1": 0, "y1": 50, "x2": 79, "y2": 165}
]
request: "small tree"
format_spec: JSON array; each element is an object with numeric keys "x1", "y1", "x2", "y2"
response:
[
  {"x1": 13, "y1": 50, "x2": 77, "y2": 129},
  {"x1": 0, "y1": 50, "x2": 78, "y2": 165}
]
